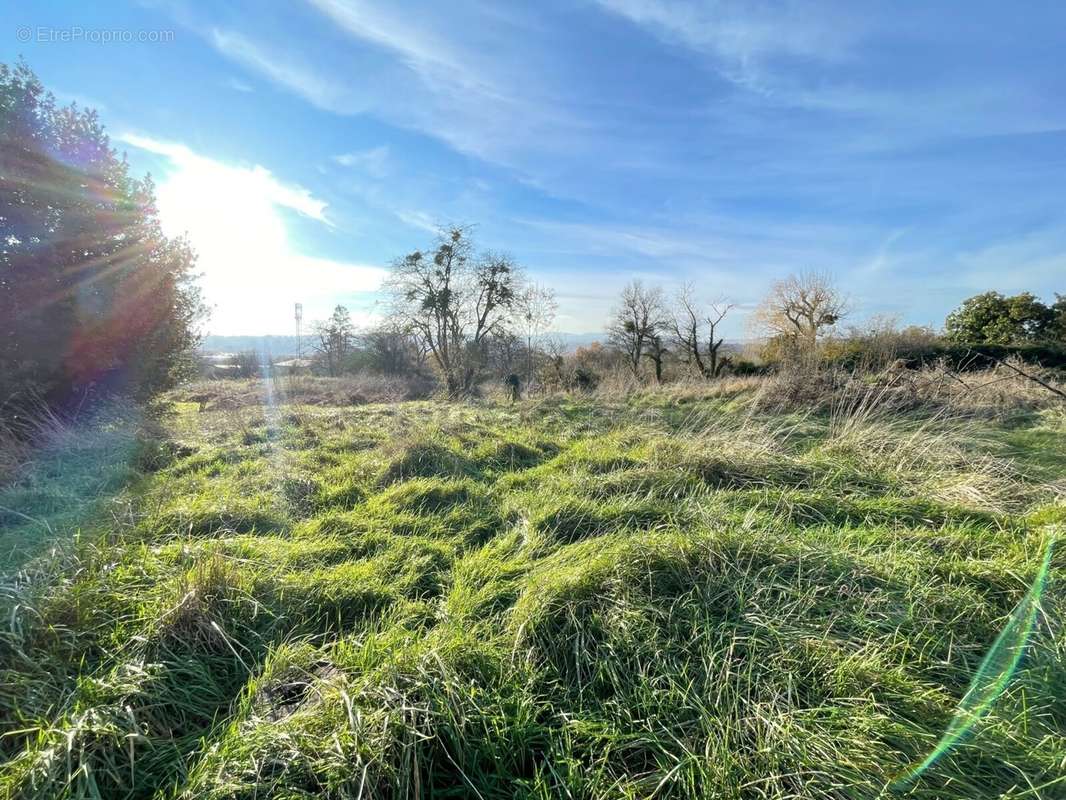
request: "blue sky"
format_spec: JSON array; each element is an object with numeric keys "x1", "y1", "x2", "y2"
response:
[{"x1": 6, "y1": 1, "x2": 1066, "y2": 335}]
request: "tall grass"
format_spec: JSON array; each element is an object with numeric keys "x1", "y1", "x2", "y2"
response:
[{"x1": 0, "y1": 380, "x2": 1062, "y2": 798}]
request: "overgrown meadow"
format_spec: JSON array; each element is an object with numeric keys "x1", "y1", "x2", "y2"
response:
[{"x1": 1, "y1": 377, "x2": 1064, "y2": 799}]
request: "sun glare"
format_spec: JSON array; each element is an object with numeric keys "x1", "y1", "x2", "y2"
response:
[{"x1": 125, "y1": 135, "x2": 386, "y2": 334}]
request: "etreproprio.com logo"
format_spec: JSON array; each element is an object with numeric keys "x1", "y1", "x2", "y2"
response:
[{"x1": 16, "y1": 26, "x2": 175, "y2": 44}]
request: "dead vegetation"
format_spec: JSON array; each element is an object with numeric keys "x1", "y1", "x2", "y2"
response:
[{"x1": 171, "y1": 372, "x2": 434, "y2": 411}]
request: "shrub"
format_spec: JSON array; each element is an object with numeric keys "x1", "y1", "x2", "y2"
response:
[
  {"x1": 726, "y1": 358, "x2": 767, "y2": 376},
  {"x1": 825, "y1": 341, "x2": 1066, "y2": 372}
]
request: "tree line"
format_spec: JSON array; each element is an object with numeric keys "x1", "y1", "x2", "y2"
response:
[{"x1": 300, "y1": 230, "x2": 1064, "y2": 395}]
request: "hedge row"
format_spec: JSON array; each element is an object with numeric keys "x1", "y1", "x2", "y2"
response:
[{"x1": 826, "y1": 342, "x2": 1066, "y2": 371}]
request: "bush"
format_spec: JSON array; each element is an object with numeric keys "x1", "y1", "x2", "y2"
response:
[
  {"x1": 726, "y1": 358, "x2": 767, "y2": 376},
  {"x1": 930, "y1": 343, "x2": 1066, "y2": 370},
  {"x1": 571, "y1": 366, "x2": 600, "y2": 391},
  {"x1": 825, "y1": 342, "x2": 1066, "y2": 371}
]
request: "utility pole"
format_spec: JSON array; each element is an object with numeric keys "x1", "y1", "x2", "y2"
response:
[{"x1": 294, "y1": 303, "x2": 303, "y2": 360}]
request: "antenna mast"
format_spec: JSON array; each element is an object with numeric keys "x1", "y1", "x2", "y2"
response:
[{"x1": 294, "y1": 303, "x2": 303, "y2": 360}]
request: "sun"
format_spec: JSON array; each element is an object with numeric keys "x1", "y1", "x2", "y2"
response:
[
  {"x1": 155, "y1": 157, "x2": 290, "y2": 313},
  {"x1": 121, "y1": 134, "x2": 386, "y2": 334}
]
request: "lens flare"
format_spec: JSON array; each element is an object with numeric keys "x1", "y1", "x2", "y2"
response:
[{"x1": 892, "y1": 534, "x2": 1057, "y2": 789}]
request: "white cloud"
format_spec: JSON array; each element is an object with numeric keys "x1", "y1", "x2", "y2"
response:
[
  {"x1": 305, "y1": 0, "x2": 479, "y2": 89},
  {"x1": 596, "y1": 0, "x2": 861, "y2": 93},
  {"x1": 199, "y1": 4, "x2": 586, "y2": 167},
  {"x1": 333, "y1": 145, "x2": 391, "y2": 178},
  {"x1": 393, "y1": 209, "x2": 440, "y2": 234},
  {"x1": 120, "y1": 133, "x2": 330, "y2": 223},
  {"x1": 119, "y1": 133, "x2": 386, "y2": 334},
  {"x1": 595, "y1": 0, "x2": 1066, "y2": 139},
  {"x1": 860, "y1": 228, "x2": 907, "y2": 274}
]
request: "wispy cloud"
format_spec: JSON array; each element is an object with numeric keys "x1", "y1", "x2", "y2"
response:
[
  {"x1": 595, "y1": 0, "x2": 862, "y2": 94},
  {"x1": 305, "y1": 0, "x2": 491, "y2": 95},
  {"x1": 333, "y1": 145, "x2": 391, "y2": 178},
  {"x1": 196, "y1": 1, "x2": 588, "y2": 168},
  {"x1": 393, "y1": 209, "x2": 440, "y2": 235},
  {"x1": 594, "y1": 0, "x2": 1065, "y2": 140},
  {"x1": 135, "y1": 0, "x2": 1065, "y2": 334},
  {"x1": 209, "y1": 29, "x2": 359, "y2": 116},
  {"x1": 224, "y1": 76, "x2": 254, "y2": 93}
]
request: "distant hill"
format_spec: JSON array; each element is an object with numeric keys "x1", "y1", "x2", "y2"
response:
[
  {"x1": 200, "y1": 335, "x2": 303, "y2": 356},
  {"x1": 200, "y1": 332, "x2": 612, "y2": 356},
  {"x1": 551, "y1": 332, "x2": 607, "y2": 350},
  {"x1": 200, "y1": 332, "x2": 746, "y2": 356}
]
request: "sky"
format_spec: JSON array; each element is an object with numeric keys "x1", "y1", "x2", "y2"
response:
[{"x1": 5, "y1": 1, "x2": 1066, "y2": 336}]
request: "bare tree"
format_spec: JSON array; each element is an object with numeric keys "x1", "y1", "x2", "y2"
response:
[
  {"x1": 671, "y1": 284, "x2": 734, "y2": 378},
  {"x1": 608, "y1": 280, "x2": 667, "y2": 380},
  {"x1": 409, "y1": 329, "x2": 431, "y2": 368},
  {"x1": 752, "y1": 271, "x2": 848, "y2": 357},
  {"x1": 363, "y1": 321, "x2": 418, "y2": 376},
  {"x1": 643, "y1": 331, "x2": 669, "y2": 384},
  {"x1": 485, "y1": 330, "x2": 523, "y2": 375},
  {"x1": 232, "y1": 349, "x2": 261, "y2": 379},
  {"x1": 542, "y1": 333, "x2": 569, "y2": 389},
  {"x1": 387, "y1": 227, "x2": 522, "y2": 396},
  {"x1": 471, "y1": 251, "x2": 521, "y2": 350},
  {"x1": 313, "y1": 305, "x2": 355, "y2": 377},
  {"x1": 514, "y1": 283, "x2": 558, "y2": 390}
]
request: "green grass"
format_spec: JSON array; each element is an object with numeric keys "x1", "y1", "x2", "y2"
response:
[{"x1": 0, "y1": 391, "x2": 1063, "y2": 798}]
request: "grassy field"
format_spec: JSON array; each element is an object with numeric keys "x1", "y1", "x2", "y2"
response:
[{"x1": 1, "y1": 378, "x2": 1064, "y2": 798}]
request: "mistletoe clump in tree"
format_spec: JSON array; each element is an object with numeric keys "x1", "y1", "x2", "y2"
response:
[{"x1": 386, "y1": 226, "x2": 523, "y2": 396}]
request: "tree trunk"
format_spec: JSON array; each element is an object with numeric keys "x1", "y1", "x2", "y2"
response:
[{"x1": 527, "y1": 334, "x2": 533, "y2": 392}]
